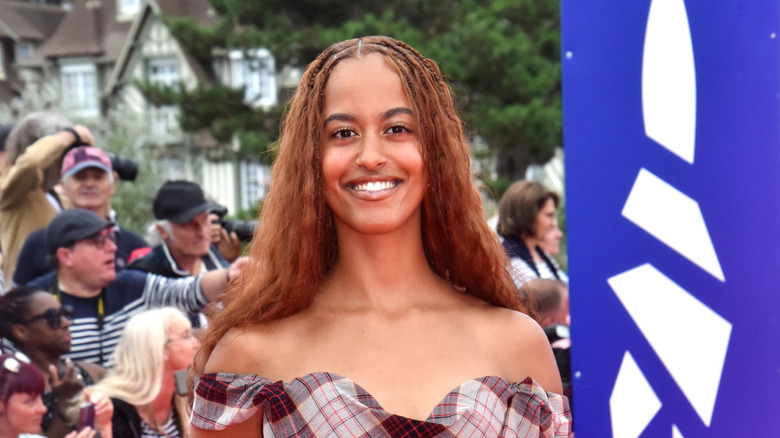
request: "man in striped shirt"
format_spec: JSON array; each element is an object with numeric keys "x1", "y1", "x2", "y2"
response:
[{"x1": 26, "y1": 208, "x2": 242, "y2": 368}]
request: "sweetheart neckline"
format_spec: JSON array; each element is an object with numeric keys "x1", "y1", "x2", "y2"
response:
[{"x1": 203, "y1": 370, "x2": 542, "y2": 422}]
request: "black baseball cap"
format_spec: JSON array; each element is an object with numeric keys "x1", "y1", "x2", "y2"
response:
[
  {"x1": 46, "y1": 209, "x2": 115, "y2": 256},
  {"x1": 152, "y1": 180, "x2": 221, "y2": 224}
]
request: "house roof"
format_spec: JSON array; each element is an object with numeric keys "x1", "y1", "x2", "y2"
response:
[
  {"x1": 21, "y1": 0, "x2": 132, "y2": 65},
  {"x1": 107, "y1": 0, "x2": 217, "y2": 93},
  {"x1": 0, "y1": 1, "x2": 65, "y2": 42}
]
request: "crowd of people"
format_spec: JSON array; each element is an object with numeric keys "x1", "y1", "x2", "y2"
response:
[{"x1": 0, "y1": 35, "x2": 572, "y2": 437}]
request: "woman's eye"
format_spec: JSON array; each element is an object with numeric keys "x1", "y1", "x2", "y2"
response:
[
  {"x1": 387, "y1": 125, "x2": 408, "y2": 135},
  {"x1": 333, "y1": 128, "x2": 356, "y2": 139}
]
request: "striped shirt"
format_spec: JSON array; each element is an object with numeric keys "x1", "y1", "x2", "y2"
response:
[
  {"x1": 140, "y1": 412, "x2": 181, "y2": 438},
  {"x1": 28, "y1": 270, "x2": 208, "y2": 369},
  {"x1": 193, "y1": 372, "x2": 572, "y2": 437}
]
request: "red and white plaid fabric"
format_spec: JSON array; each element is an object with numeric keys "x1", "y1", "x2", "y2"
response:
[{"x1": 192, "y1": 372, "x2": 572, "y2": 437}]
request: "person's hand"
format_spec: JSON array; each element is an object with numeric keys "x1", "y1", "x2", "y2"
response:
[
  {"x1": 209, "y1": 213, "x2": 241, "y2": 262},
  {"x1": 227, "y1": 256, "x2": 248, "y2": 283},
  {"x1": 64, "y1": 426, "x2": 97, "y2": 438},
  {"x1": 56, "y1": 125, "x2": 94, "y2": 148},
  {"x1": 217, "y1": 228, "x2": 241, "y2": 262},
  {"x1": 83, "y1": 388, "x2": 114, "y2": 438},
  {"x1": 71, "y1": 125, "x2": 94, "y2": 146},
  {"x1": 50, "y1": 358, "x2": 85, "y2": 403}
]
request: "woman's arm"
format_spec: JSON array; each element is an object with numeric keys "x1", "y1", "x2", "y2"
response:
[{"x1": 190, "y1": 409, "x2": 263, "y2": 438}]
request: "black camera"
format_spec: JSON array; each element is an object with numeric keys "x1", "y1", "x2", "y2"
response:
[
  {"x1": 222, "y1": 219, "x2": 257, "y2": 243},
  {"x1": 106, "y1": 153, "x2": 138, "y2": 181},
  {"x1": 211, "y1": 206, "x2": 257, "y2": 242}
]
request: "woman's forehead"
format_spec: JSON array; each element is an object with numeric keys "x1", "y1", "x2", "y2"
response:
[{"x1": 27, "y1": 292, "x2": 59, "y2": 312}]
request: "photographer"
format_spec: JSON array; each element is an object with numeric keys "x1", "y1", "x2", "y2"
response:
[
  {"x1": 127, "y1": 181, "x2": 230, "y2": 327},
  {"x1": 14, "y1": 147, "x2": 148, "y2": 286},
  {"x1": 0, "y1": 111, "x2": 94, "y2": 285}
]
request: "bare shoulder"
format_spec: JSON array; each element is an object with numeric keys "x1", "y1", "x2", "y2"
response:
[
  {"x1": 479, "y1": 307, "x2": 563, "y2": 394},
  {"x1": 204, "y1": 325, "x2": 276, "y2": 375}
]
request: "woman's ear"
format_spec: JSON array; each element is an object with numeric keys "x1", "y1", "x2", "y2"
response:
[{"x1": 10, "y1": 323, "x2": 28, "y2": 344}]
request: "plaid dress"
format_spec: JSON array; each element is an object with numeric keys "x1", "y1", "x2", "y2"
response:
[{"x1": 192, "y1": 372, "x2": 572, "y2": 437}]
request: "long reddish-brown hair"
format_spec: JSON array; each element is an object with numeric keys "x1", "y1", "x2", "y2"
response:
[{"x1": 194, "y1": 36, "x2": 531, "y2": 376}]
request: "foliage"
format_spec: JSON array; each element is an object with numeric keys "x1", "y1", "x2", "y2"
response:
[
  {"x1": 90, "y1": 104, "x2": 164, "y2": 237},
  {"x1": 165, "y1": 0, "x2": 561, "y2": 180}
]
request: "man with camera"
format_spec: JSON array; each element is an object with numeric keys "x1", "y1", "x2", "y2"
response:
[
  {"x1": 127, "y1": 180, "x2": 236, "y2": 326},
  {"x1": 13, "y1": 146, "x2": 148, "y2": 286},
  {"x1": 0, "y1": 112, "x2": 92, "y2": 285}
]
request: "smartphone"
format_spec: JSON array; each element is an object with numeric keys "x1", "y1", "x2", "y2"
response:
[
  {"x1": 76, "y1": 402, "x2": 95, "y2": 431},
  {"x1": 174, "y1": 369, "x2": 189, "y2": 396}
]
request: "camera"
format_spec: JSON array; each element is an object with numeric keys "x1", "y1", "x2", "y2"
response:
[
  {"x1": 222, "y1": 219, "x2": 257, "y2": 243},
  {"x1": 106, "y1": 153, "x2": 138, "y2": 181},
  {"x1": 211, "y1": 206, "x2": 257, "y2": 242}
]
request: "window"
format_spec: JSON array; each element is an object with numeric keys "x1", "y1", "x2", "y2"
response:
[
  {"x1": 118, "y1": 0, "x2": 140, "y2": 17},
  {"x1": 61, "y1": 62, "x2": 98, "y2": 117},
  {"x1": 240, "y1": 160, "x2": 271, "y2": 210},
  {"x1": 229, "y1": 49, "x2": 276, "y2": 108},
  {"x1": 15, "y1": 41, "x2": 34, "y2": 63},
  {"x1": 148, "y1": 58, "x2": 179, "y2": 87},
  {"x1": 147, "y1": 58, "x2": 180, "y2": 136}
]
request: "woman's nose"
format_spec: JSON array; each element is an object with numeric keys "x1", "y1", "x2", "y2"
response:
[{"x1": 355, "y1": 135, "x2": 387, "y2": 169}]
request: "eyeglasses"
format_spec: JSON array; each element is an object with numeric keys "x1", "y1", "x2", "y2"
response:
[
  {"x1": 85, "y1": 231, "x2": 116, "y2": 249},
  {"x1": 23, "y1": 305, "x2": 74, "y2": 329},
  {"x1": 166, "y1": 329, "x2": 195, "y2": 344}
]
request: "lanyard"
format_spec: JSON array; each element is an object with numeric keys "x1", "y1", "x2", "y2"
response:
[{"x1": 50, "y1": 276, "x2": 106, "y2": 365}]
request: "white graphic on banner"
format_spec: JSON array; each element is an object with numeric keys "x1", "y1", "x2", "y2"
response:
[
  {"x1": 642, "y1": 0, "x2": 697, "y2": 163},
  {"x1": 610, "y1": 0, "x2": 733, "y2": 433},
  {"x1": 610, "y1": 352, "x2": 662, "y2": 438},
  {"x1": 608, "y1": 264, "x2": 732, "y2": 426},
  {"x1": 622, "y1": 169, "x2": 725, "y2": 281}
]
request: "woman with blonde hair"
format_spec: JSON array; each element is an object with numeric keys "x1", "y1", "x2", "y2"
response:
[
  {"x1": 191, "y1": 36, "x2": 571, "y2": 437},
  {"x1": 91, "y1": 308, "x2": 196, "y2": 438}
]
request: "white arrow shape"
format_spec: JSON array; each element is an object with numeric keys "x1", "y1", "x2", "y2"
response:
[
  {"x1": 608, "y1": 264, "x2": 732, "y2": 426},
  {"x1": 610, "y1": 351, "x2": 662, "y2": 438},
  {"x1": 623, "y1": 168, "x2": 724, "y2": 281},
  {"x1": 642, "y1": 0, "x2": 697, "y2": 163}
]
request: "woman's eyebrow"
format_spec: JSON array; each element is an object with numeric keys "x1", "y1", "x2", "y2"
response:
[
  {"x1": 323, "y1": 113, "x2": 354, "y2": 127},
  {"x1": 382, "y1": 107, "x2": 412, "y2": 119},
  {"x1": 323, "y1": 107, "x2": 412, "y2": 128}
]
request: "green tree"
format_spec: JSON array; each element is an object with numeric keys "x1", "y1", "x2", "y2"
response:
[{"x1": 167, "y1": 0, "x2": 560, "y2": 179}]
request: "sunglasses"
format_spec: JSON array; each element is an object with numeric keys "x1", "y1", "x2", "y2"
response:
[
  {"x1": 85, "y1": 230, "x2": 117, "y2": 249},
  {"x1": 23, "y1": 305, "x2": 75, "y2": 329}
]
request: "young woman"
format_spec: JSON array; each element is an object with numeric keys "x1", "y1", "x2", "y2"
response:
[
  {"x1": 0, "y1": 354, "x2": 97, "y2": 438},
  {"x1": 498, "y1": 180, "x2": 567, "y2": 283},
  {"x1": 191, "y1": 36, "x2": 572, "y2": 437},
  {"x1": 0, "y1": 287, "x2": 110, "y2": 438},
  {"x1": 90, "y1": 308, "x2": 197, "y2": 438}
]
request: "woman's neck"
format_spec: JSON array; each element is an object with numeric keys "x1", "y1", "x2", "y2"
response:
[
  {"x1": 0, "y1": 422, "x2": 20, "y2": 438},
  {"x1": 521, "y1": 235, "x2": 543, "y2": 261},
  {"x1": 24, "y1": 348, "x2": 60, "y2": 388},
  {"x1": 320, "y1": 222, "x2": 451, "y2": 312},
  {"x1": 149, "y1": 373, "x2": 177, "y2": 425}
]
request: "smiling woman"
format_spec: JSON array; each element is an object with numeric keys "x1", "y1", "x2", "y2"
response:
[{"x1": 190, "y1": 36, "x2": 572, "y2": 437}]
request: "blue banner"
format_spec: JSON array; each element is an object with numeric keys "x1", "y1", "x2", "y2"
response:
[{"x1": 562, "y1": 1, "x2": 780, "y2": 436}]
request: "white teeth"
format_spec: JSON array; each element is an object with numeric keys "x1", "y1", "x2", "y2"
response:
[{"x1": 353, "y1": 181, "x2": 396, "y2": 192}]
